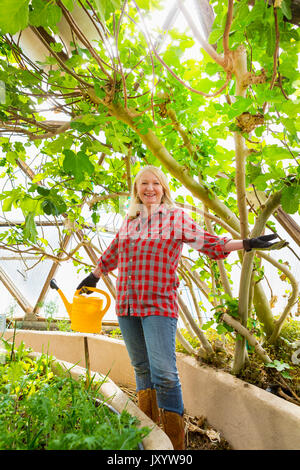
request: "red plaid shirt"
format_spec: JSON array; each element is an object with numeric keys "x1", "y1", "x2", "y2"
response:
[{"x1": 97, "y1": 204, "x2": 231, "y2": 318}]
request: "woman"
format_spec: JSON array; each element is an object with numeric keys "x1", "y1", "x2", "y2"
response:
[{"x1": 77, "y1": 165, "x2": 285, "y2": 450}]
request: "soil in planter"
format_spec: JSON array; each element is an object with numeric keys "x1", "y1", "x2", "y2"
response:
[
  {"x1": 176, "y1": 317, "x2": 300, "y2": 407},
  {"x1": 120, "y1": 386, "x2": 232, "y2": 450},
  {"x1": 203, "y1": 335, "x2": 300, "y2": 407},
  {"x1": 184, "y1": 415, "x2": 232, "y2": 450}
]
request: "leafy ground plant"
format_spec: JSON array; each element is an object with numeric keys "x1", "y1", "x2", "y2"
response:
[{"x1": 0, "y1": 341, "x2": 150, "y2": 450}]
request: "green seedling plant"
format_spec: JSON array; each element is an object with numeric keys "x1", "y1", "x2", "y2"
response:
[
  {"x1": 56, "y1": 318, "x2": 71, "y2": 332},
  {"x1": 202, "y1": 295, "x2": 239, "y2": 336},
  {"x1": 43, "y1": 300, "x2": 59, "y2": 330},
  {"x1": 0, "y1": 340, "x2": 150, "y2": 450},
  {"x1": 265, "y1": 359, "x2": 292, "y2": 380},
  {"x1": 109, "y1": 327, "x2": 123, "y2": 339}
]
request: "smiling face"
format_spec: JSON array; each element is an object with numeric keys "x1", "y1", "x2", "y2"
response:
[{"x1": 136, "y1": 170, "x2": 164, "y2": 212}]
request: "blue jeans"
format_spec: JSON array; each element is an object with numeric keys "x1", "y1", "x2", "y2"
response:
[{"x1": 118, "y1": 314, "x2": 184, "y2": 415}]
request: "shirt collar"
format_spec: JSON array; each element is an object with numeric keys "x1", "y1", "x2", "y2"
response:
[
  {"x1": 158, "y1": 203, "x2": 168, "y2": 214},
  {"x1": 137, "y1": 203, "x2": 168, "y2": 220}
]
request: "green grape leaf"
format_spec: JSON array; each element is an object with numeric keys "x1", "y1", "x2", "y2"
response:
[
  {"x1": 29, "y1": 0, "x2": 62, "y2": 29},
  {"x1": 94, "y1": 0, "x2": 123, "y2": 22},
  {"x1": 23, "y1": 212, "x2": 38, "y2": 243},
  {"x1": 61, "y1": 0, "x2": 74, "y2": 11},
  {"x1": 0, "y1": 0, "x2": 29, "y2": 34},
  {"x1": 63, "y1": 149, "x2": 94, "y2": 183},
  {"x1": 280, "y1": 0, "x2": 292, "y2": 20},
  {"x1": 281, "y1": 185, "x2": 300, "y2": 214}
]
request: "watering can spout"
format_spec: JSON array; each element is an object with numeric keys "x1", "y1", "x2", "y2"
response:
[{"x1": 50, "y1": 279, "x2": 72, "y2": 319}]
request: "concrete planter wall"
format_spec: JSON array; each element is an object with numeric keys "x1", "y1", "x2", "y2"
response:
[{"x1": 3, "y1": 329, "x2": 300, "y2": 450}]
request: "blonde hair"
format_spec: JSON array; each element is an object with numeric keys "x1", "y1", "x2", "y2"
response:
[{"x1": 127, "y1": 165, "x2": 175, "y2": 219}]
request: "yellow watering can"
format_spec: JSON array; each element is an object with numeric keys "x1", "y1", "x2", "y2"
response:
[{"x1": 50, "y1": 279, "x2": 111, "y2": 334}]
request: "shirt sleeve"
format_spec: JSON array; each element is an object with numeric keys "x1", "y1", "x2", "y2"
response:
[
  {"x1": 97, "y1": 231, "x2": 119, "y2": 274},
  {"x1": 173, "y1": 209, "x2": 231, "y2": 260}
]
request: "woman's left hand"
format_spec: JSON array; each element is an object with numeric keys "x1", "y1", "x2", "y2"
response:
[{"x1": 243, "y1": 234, "x2": 289, "y2": 252}]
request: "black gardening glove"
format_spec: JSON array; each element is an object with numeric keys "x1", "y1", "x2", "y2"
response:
[
  {"x1": 243, "y1": 233, "x2": 289, "y2": 252},
  {"x1": 77, "y1": 272, "x2": 99, "y2": 294}
]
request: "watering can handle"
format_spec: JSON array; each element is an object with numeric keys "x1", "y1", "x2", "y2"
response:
[
  {"x1": 50, "y1": 279, "x2": 59, "y2": 290},
  {"x1": 75, "y1": 287, "x2": 111, "y2": 315}
]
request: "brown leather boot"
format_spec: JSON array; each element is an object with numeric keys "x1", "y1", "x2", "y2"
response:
[
  {"x1": 160, "y1": 409, "x2": 185, "y2": 450},
  {"x1": 137, "y1": 388, "x2": 160, "y2": 425}
]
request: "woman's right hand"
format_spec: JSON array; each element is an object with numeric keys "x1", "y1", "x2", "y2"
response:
[{"x1": 77, "y1": 272, "x2": 99, "y2": 294}]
